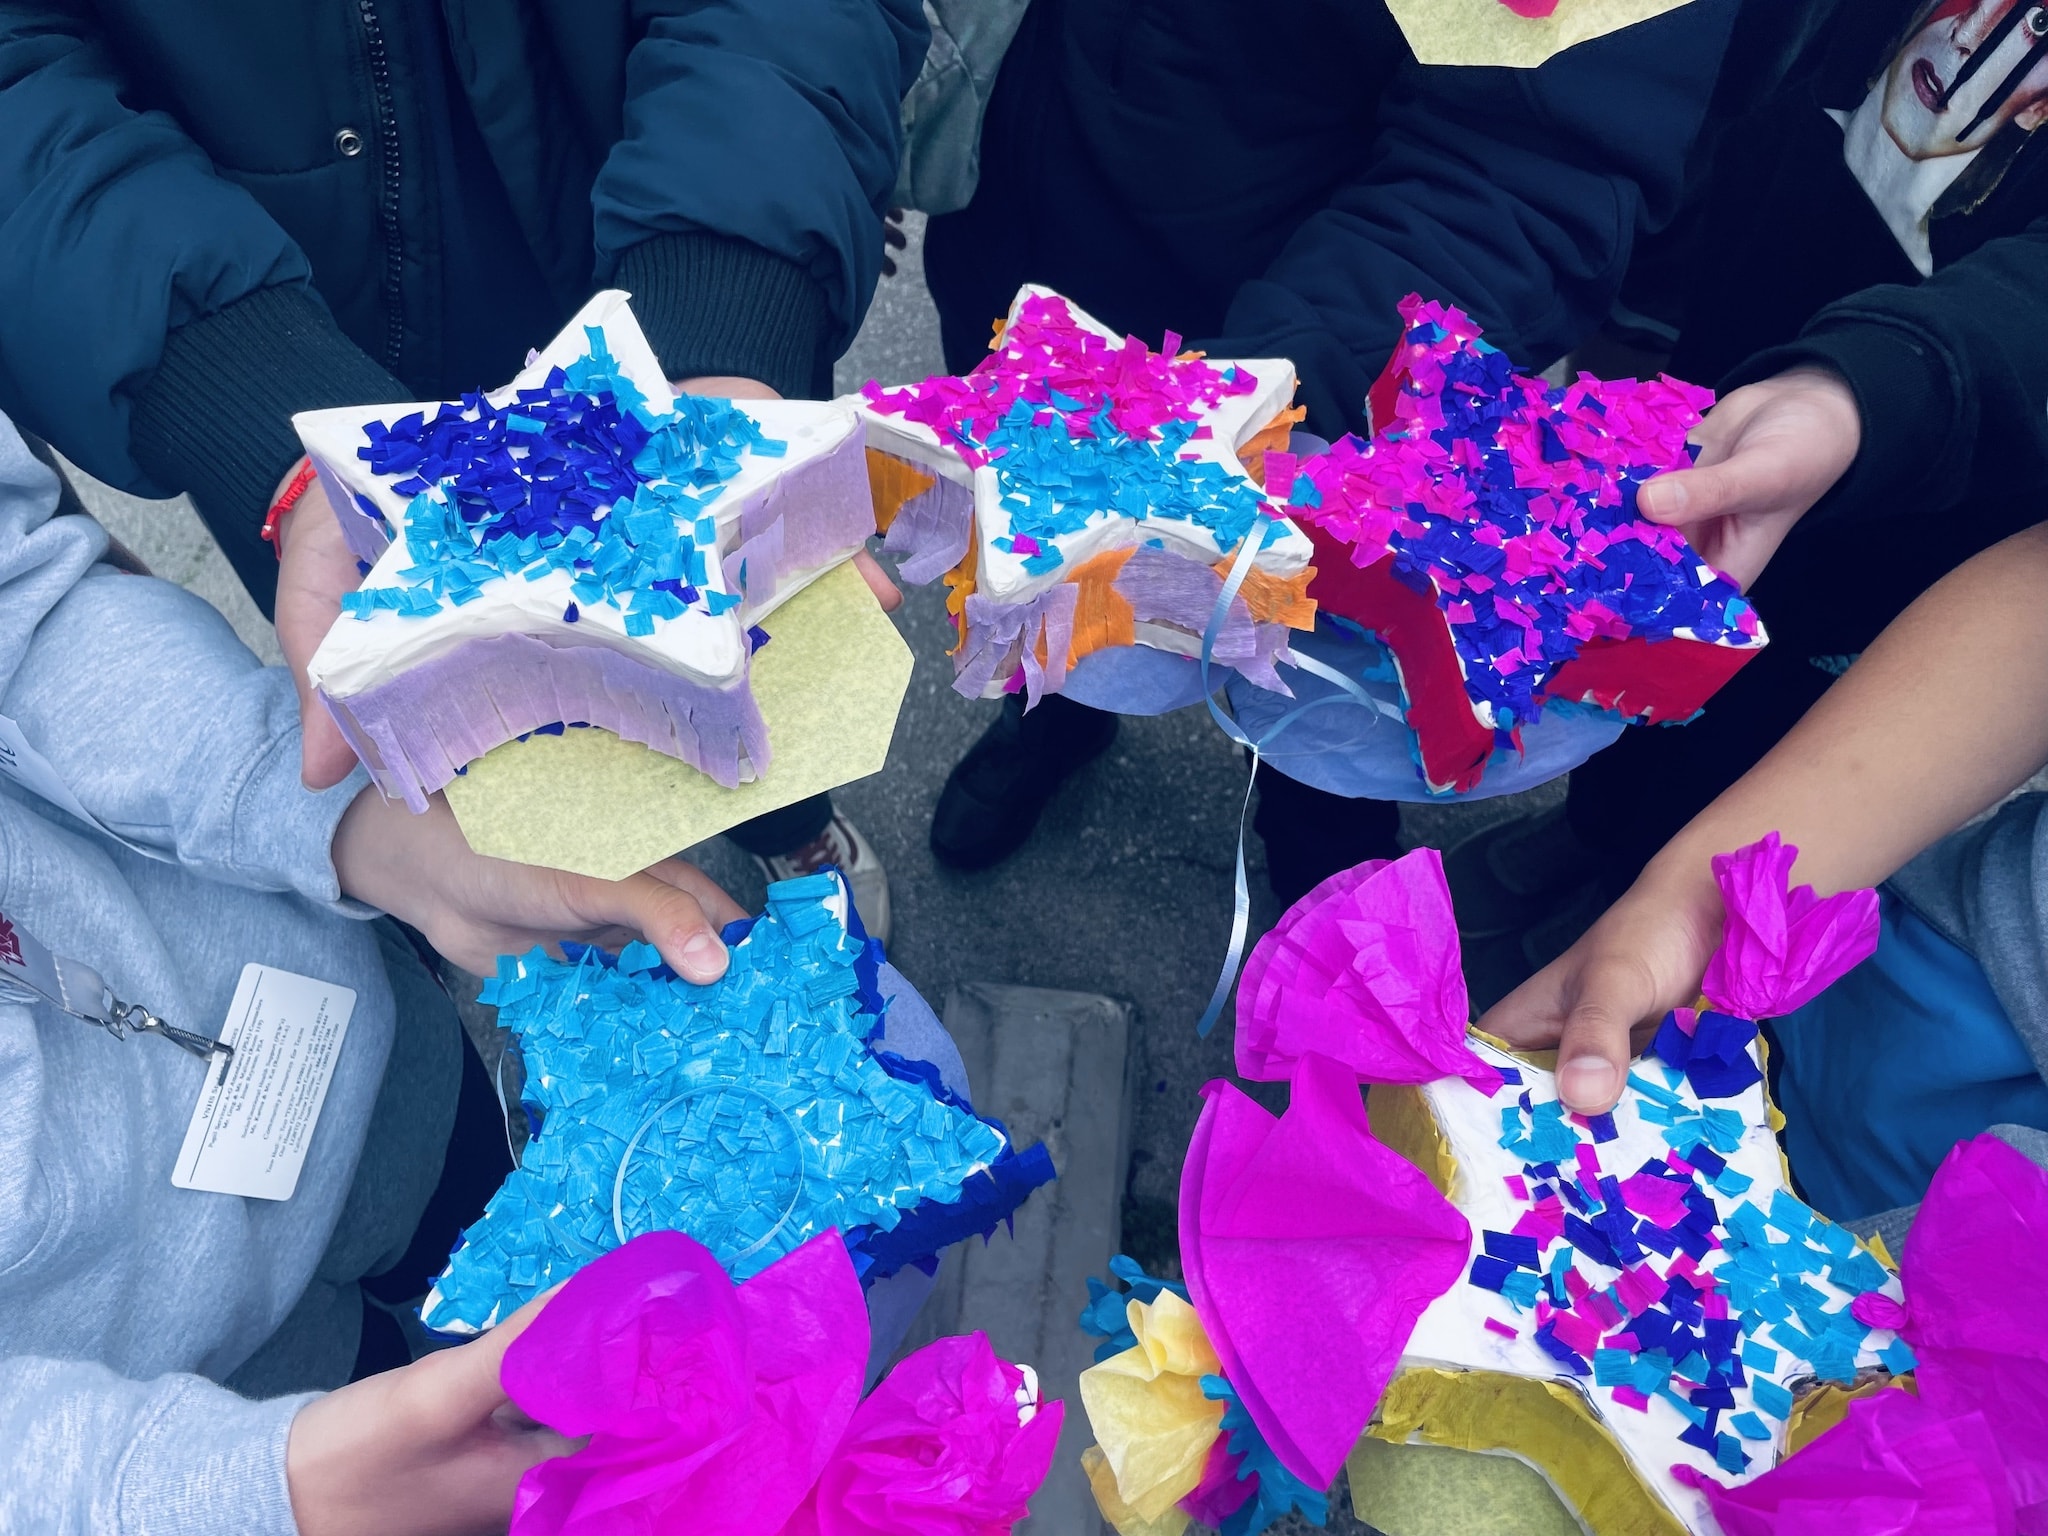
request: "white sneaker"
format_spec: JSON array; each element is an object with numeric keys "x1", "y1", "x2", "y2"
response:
[{"x1": 753, "y1": 812, "x2": 893, "y2": 946}]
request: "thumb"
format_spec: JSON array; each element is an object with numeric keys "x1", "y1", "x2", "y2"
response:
[
  {"x1": 1552, "y1": 956, "x2": 1662, "y2": 1115},
  {"x1": 1636, "y1": 452, "x2": 1776, "y2": 529},
  {"x1": 577, "y1": 867, "x2": 732, "y2": 983}
]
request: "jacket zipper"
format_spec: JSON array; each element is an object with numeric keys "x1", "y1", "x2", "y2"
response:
[{"x1": 357, "y1": 0, "x2": 406, "y2": 372}]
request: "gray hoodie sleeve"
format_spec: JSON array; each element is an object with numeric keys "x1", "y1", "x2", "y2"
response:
[
  {"x1": 0, "y1": 419, "x2": 367, "y2": 899},
  {"x1": 0, "y1": 1359, "x2": 307, "y2": 1536}
]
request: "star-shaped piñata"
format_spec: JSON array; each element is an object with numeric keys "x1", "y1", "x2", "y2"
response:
[
  {"x1": 853, "y1": 286, "x2": 1317, "y2": 705},
  {"x1": 1284, "y1": 296, "x2": 1766, "y2": 794},
  {"x1": 300, "y1": 291, "x2": 875, "y2": 810},
  {"x1": 423, "y1": 871, "x2": 1056, "y2": 1334},
  {"x1": 1370, "y1": 1030, "x2": 1910, "y2": 1535}
]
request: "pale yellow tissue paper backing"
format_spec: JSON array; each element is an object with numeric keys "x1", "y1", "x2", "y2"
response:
[
  {"x1": 1382, "y1": 0, "x2": 1696, "y2": 68},
  {"x1": 1359, "y1": 1369, "x2": 1688, "y2": 1536},
  {"x1": 445, "y1": 560, "x2": 913, "y2": 878}
]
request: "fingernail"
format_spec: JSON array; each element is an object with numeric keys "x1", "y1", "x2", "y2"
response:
[
  {"x1": 680, "y1": 932, "x2": 725, "y2": 980},
  {"x1": 1559, "y1": 1057, "x2": 1619, "y2": 1111}
]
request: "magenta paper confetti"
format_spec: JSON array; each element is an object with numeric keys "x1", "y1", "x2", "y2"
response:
[
  {"x1": 1674, "y1": 1389, "x2": 2016, "y2": 1536},
  {"x1": 1179, "y1": 1050, "x2": 1471, "y2": 1489},
  {"x1": 1235, "y1": 849, "x2": 1503, "y2": 1093},
  {"x1": 500, "y1": 1229, "x2": 868, "y2": 1536},
  {"x1": 1903, "y1": 1136, "x2": 2048, "y2": 1530},
  {"x1": 1700, "y1": 832, "x2": 1880, "y2": 1019},
  {"x1": 783, "y1": 1333, "x2": 1063, "y2": 1536}
]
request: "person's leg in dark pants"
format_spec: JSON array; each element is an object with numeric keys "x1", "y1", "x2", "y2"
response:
[{"x1": 1252, "y1": 768, "x2": 1403, "y2": 910}]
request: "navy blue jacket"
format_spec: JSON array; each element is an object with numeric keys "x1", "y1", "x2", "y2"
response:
[
  {"x1": 925, "y1": 0, "x2": 1742, "y2": 440},
  {"x1": 0, "y1": 1, "x2": 924, "y2": 604}
]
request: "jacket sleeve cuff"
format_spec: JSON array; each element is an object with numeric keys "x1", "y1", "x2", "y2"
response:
[
  {"x1": 613, "y1": 232, "x2": 834, "y2": 400},
  {"x1": 1722, "y1": 316, "x2": 1957, "y2": 526},
  {"x1": 128, "y1": 285, "x2": 409, "y2": 614},
  {"x1": 115, "y1": 1378, "x2": 313, "y2": 1536}
]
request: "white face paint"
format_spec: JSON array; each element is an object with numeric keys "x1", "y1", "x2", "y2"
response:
[{"x1": 1881, "y1": 0, "x2": 2048, "y2": 161}]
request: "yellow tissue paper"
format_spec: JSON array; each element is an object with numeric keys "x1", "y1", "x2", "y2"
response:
[
  {"x1": 1346, "y1": 1435, "x2": 1583, "y2": 1536},
  {"x1": 445, "y1": 561, "x2": 912, "y2": 878},
  {"x1": 1382, "y1": 0, "x2": 1695, "y2": 69},
  {"x1": 1364, "y1": 1367, "x2": 1688, "y2": 1536},
  {"x1": 1078, "y1": 1292, "x2": 1228, "y2": 1526},
  {"x1": 1082, "y1": 1447, "x2": 1192, "y2": 1536}
]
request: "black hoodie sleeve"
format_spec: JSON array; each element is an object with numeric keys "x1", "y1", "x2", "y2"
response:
[{"x1": 1724, "y1": 216, "x2": 2048, "y2": 529}]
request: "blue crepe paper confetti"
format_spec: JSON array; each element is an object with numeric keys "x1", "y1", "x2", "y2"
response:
[
  {"x1": 1200, "y1": 1375, "x2": 1330, "y2": 1536},
  {"x1": 424, "y1": 873, "x2": 1044, "y2": 1332},
  {"x1": 1080, "y1": 1256, "x2": 1193, "y2": 1361},
  {"x1": 344, "y1": 328, "x2": 779, "y2": 625},
  {"x1": 1650, "y1": 1010, "x2": 1765, "y2": 1100}
]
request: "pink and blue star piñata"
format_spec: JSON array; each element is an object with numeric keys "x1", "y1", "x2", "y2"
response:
[
  {"x1": 852, "y1": 286, "x2": 1316, "y2": 712},
  {"x1": 1278, "y1": 296, "x2": 1767, "y2": 795}
]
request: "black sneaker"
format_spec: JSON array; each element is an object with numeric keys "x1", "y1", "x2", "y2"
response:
[{"x1": 930, "y1": 692, "x2": 1119, "y2": 870}]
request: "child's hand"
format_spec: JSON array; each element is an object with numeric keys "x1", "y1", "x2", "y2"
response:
[
  {"x1": 1635, "y1": 367, "x2": 1861, "y2": 590},
  {"x1": 287, "y1": 1290, "x2": 576, "y2": 1536},
  {"x1": 1478, "y1": 866, "x2": 1725, "y2": 1115},
  {"x1": 332, "y1": 789, "x2": 746, "y2": 982}
]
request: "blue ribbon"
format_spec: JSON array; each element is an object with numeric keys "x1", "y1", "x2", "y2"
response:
[{"x1": 1192, "y1": 520, "x2": 1406, "y2": 1037}]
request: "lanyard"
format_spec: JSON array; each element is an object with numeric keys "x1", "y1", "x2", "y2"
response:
[{"x1": 0, "y1": 908, "x2": 234, "y2": 1077}]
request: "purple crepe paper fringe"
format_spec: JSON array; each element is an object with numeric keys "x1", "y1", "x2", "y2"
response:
[
  {"x1": 949, "y1": 543, "x2": 1298, "y2": 705},
  {"x1": 956, "y1": 583, "x2": 1079, "y2": 706},
  {"x1": 721, "y1": 428, "x2": 876, "y2": 615},
  {"x1": 1115, "y1": 545, "x2": 1294, "y2": 693},
  {"x1": 881, "y1": 472, "x2": 975, "y2": 587},
  {"x1": 323, "y1": 631, "x2": 768, "y2": 812}
]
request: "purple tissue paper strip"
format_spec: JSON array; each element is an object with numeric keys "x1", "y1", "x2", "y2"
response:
[
  {"x1": 722, "y1": 429, "x2": 875, "y2": 613},
  {"x1": 955, "y1": 584, "x2": 1079, "y2": 706},
  {"x1": 323, "y1": 631, "x2": 768, "y2": 812},
  {"x1": 1115, "y1": 545, "x2": 1293, "y2": 692},
  {"x1": 948, "y1": 543, "x2": 1297, "y2": 706},
  {"x1": 881, "y1": 472, "x2": 975, "y2": 587}
]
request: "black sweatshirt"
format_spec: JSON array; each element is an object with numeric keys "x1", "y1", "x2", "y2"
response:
[{"x1": 1673, "y1": 0, "x2": 2048, "y2": 544}]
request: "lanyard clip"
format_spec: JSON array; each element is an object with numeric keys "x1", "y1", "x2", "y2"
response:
[{"x1": 109, "y1": 999, "x2": 234, "y2": 1080}]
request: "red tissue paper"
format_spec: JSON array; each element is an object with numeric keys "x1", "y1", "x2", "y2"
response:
[
  {"x1": 500, "y1": 1230, "x2": 1058, "y2": 1536},
  {"x1": 1234, "y1": 847, "x2": 1504, "y2": 1094},
  {"x1": 1700, "y1": 832, "x2": 1880, "y2": 1019},
  {"x1": 1179, "y1": 1050, "x2": 1471, "y2": 1491}
]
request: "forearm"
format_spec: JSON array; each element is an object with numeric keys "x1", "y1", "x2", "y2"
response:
[
  {"x1": 1641, "y1": 521, "x2": 2048, "y2": 916},
  {"x1": 0, "y1": 1356, "x2": 306, "y2": 1536}
]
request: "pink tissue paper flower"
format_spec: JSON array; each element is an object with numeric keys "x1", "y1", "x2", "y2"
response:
[
  {"x1": 1180, "y1": 1050, "x2": 1471, "y2": 1491},
  {"x1": 783, "y1": 1332, "x2": 1064, "y2": 1536},
  {"x1": 500, "y1": 1229, "x2": 869, "y2": 1536},
  {"x1": 1673, "y1": 1390, "x2": 2016, "y2": 1536},
  {"x1": 1235, "y1": 849, "x2": 1503, "y2": 1094},
  {"x1": 1700, "y1": 832, "x2": 1879, "y2": 1019},
  {"x1": 1903, "y1": 1135, "x2": 2048, "y2": 1531}
]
